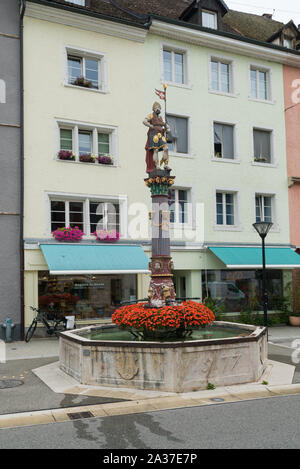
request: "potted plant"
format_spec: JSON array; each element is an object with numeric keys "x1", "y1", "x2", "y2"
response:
[
  {"x1": 289, "y1": 312, "x2": 300, "y2": 327},
  {"x1": 92, "y1": 229, "x2": 120, "y2": 242},
  {"x1": 58, "y1": 150, "x2": 75, "y2": 161},
  {"x1": 97, "y1": 155, "x2": 114, "y2": 165},
  {"x1": 79, "y1": 153, "x2": 95, "y2": 163},
  {"x1": 254, "y1": 157, "x2": 268, "y2": 163},
  {"x1": 73, "y1": 77, "x2": 93, "y2": 88},
  {"x1": 52, "y1": 226, "x2": 85, "y2": 242}
]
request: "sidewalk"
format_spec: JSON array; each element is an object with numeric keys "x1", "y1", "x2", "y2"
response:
[{"x1": 268, "y1": 326, "x2": 300, "y2": 348}]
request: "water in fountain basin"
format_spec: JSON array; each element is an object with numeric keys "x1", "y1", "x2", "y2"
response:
[{"x1": 76, "y1": 325, "x2": 251, "y2": 342}]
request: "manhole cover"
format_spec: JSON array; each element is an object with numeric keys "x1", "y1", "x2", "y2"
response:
[
  {"x1": 0, "y1": 379, "x2": 24, "y2": 389},
  {"x1": 210, "y1": 398, "x2": 225, "y2": 402}
]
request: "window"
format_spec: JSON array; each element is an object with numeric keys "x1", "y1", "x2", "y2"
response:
[
  {"x1": 253, "y1": 129, "x2": 272, "y2": 164},
  {"x1": 250, "y1": 66, "x2": 270, "y2": 101},
  {"x1": 255, "y1": 195, "x2": 273, "y2": 223},
  {"x1": 68, "y1": 0, "x2": 85, "y2": 5},
  {"x1": 168, "y1": 189, "x2": 190, "y2": 224},
  {"x1": 50, "y1": 197, "x2": 121, "y2": 235},
  {"x1": 89, "y1": 201, "x2": 120, "y2": 233},
  {"x1": 57, "y1": 121, "x2": 117, "y2": 164},
  {"x1": 216, "y1": 192, "x2": 235, "y2": 226},
  {"x1": 167, "y1": 115, "x2": 188, "y2": 154},
  {"x1": 202, "y1": 10, "x2": 217, "y2": 29},
  {"x1": 68, "y1": 55, "x2": 99, "y2": 89},
  {"x1": 211, "y1": 59, "x2": 232, "y2": 94},
  {"x1": 214, "y1": 123, "x2": 234, "y2": 159},
  {"x1": 163, "y1": 48, "x2": 186, "y2": 85},
  {"x1": 283, "y1": 38, "x2": 292, "y2": 49},
  {"x1": 51, "y1": 200, "x2": 84, "y2": 232}
]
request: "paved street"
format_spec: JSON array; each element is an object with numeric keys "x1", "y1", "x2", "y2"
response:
[{"x1": 0, "y1": 394, "x2": 299, "y2": 449}]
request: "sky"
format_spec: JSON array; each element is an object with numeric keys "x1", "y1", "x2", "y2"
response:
[{"x1": 225, "y1": 0, "x2": 300, "y2": 26}]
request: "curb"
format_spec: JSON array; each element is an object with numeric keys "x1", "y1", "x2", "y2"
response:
[{"x1": 0, "y1": 383, "x2": 300, "y2": 430}]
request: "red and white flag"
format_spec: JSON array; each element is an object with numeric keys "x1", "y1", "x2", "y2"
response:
[{"x1": 155, "y1": 89, "x2": 166, "y2": 100}]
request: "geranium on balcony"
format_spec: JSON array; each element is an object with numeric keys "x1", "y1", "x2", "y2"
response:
[
  {"x1": 92, "y1": 229, "x2": 120, "y2": 242},
  {"x1": 97, "y1": 155, "x2": 114, "y2": 165},
  {"x1": 52, "y1": 226, "x2": 85, "y2": 242},
  {"x1": 79, "y1": 153, "x2": 95, "y2": 163},
  {"x1": 58, "y1": 150, "x2": 75, "y2": 161},
  {"x1": 112, "y1": 300, "x2": 215, "y2": 340},
  {"x1": 73, "y1": 77, "x2": 93, "y2": 88}
]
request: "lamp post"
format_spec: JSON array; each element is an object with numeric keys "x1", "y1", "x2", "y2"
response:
[{"x1": 253, "y1": 222, "x2": 273, "y2": 333}]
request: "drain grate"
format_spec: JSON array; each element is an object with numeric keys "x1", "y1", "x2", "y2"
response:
[
  {"x1": 67, "y1": 411, "x2": 94, "y2": 420},
  {"x1": 0, "y1": 379, "x2": 24, "y2": 389}
]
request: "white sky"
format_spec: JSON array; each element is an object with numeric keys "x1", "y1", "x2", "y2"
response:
[{"x1": 225, "y1": 0, "x2": 300, "y2": 26}]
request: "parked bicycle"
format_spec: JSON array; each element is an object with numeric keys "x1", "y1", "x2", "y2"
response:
[{"x1": 25, "y1": 306, "x2": 74, "y2": 342}]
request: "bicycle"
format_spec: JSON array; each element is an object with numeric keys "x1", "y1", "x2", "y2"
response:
[{"x1": 25, "y1": 306, "x2": 71, "y2": 342}]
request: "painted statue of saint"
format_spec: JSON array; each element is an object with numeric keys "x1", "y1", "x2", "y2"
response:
[{"x1": 143, "y1": 101, "x2": 170, "y2": 173}]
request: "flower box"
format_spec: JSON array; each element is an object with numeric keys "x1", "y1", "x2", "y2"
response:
[
  {"x1": 58, "y1": 150, "x2": 75, "y2": 161},
  {"x1": 52, "y1": 226, "x2": 85, "y2": 242},
  {"x1": 97, "y1": 155, "x2": 114, "y2": 165},
  {"x1": 92, "y1": 229, "x2": 120, "y2": 242},
  {"x1": 73, "y1": 77, "x2": 93, "y2": 88},
  {"x1": 79, "y1": 153, "x2": 95, "y2": 163}
]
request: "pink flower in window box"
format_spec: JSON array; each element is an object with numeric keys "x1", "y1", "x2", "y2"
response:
[
  {"x1": 52, "y1": 226, "x2": 85, "y2": 242},
  {"x1": 92, "y1": 229, "x2": 120, "y2": 242}
]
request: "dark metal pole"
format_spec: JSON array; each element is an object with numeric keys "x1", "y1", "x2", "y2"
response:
[{"x1": 261, "y1": 235, "x2": 268, "y2": 335}]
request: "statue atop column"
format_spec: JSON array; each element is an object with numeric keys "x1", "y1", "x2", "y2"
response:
[{"x1": 143, "y1": 85, "x2": 170, "y2": 173}]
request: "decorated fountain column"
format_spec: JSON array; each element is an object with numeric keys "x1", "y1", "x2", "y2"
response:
[
  {"x1": 143, "y1": 95, "x2": 177, "y2": 307},
  {"x1": 145, "y1": 168, "x2": 176, "y2": 306}
]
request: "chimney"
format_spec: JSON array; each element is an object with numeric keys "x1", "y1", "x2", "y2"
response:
[{"x1": 263, "y1": 13, "x2": 273, "y2": 19}]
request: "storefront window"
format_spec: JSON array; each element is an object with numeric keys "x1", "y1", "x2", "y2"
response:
[
  {"x1": 202, "y1": 270, "x2": 283, "y2": 312},
  {"x1": 38, "y1": 272, "x2": 137, "y2": 320}
]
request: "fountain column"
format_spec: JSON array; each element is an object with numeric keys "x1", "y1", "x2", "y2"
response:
[{"x1": 145, "y1": 167, "x2": 176, "y2": 307}]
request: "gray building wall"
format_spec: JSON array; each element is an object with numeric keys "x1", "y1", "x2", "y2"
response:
[{"x1": 0, "y1": 0, "x2": 21, "y2": 340}]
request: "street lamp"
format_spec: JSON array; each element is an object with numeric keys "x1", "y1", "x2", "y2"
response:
[{"x1": 253, "y1": 222, "x2": 273, "y2": 332}]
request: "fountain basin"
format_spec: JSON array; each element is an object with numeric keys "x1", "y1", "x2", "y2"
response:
[{"x1": 59, "y1": 322, "x2": 267, "y2": 393}]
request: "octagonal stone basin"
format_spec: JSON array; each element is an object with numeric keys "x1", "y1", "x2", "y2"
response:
[{"x1": 59, "y1": 322, "x2": 267, "y2": 393}]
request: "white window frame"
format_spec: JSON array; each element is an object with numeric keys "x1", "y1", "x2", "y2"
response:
[
  {"x1": 214, "y1": 188, "x2": 241, "y2": 231},
  {"x1": 251, "y1": 125, "x2": 276, "y2": 167},
  {"x1": 209, "y1": 54, "x2": 236, "y2": 97},
  {"x1": 64, "y1": 45, "x2": 107, "y2": 94},
  {"x1": 211, "y1": 120, "x2": 239, "y2": 163},
  {"x1": 249, "y1": 63, "x2": 273, "y2": 103},
  {"x1": 202, "y1": 9, "x2": 217, "y2": 29},
  {"x1": 45, "y1": 192, "x2": 128, "y2": 238},
  {"x1": 253, "y1": 191, "x2": 279, "y2": 232},
  {"x1": 160, "y1": 42, "x2": 191, "y2": 89},
  {"x1": 166, "y1": 113, "x2": 192, "y2": 158},
  {"x1": 169, "y1": 187, "x2": 193, "y2": 228},
  {"x1": 55, "y1": 119, "x2": 118, "y2": 166}
]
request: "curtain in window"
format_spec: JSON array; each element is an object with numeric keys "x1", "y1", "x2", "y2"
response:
[
  {"x1": 214, "y1": 124, "x2": 234, "y2": 159},
  {"x1": 253, "y1": 130, "x2": 271, "y2": 162},
  {"x1": 167, "y1": 116, "x2": 188, "y2": 154}
]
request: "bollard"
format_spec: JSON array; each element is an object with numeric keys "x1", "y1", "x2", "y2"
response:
[{"x1": 1, "y1": 318, "x2": 15, "y2": 343}]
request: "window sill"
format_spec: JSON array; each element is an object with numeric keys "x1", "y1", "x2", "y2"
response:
[
  {"x1": 214, "y1": 225, "x2": 242, "y2": 232},
  {"x1": 64, "y1": 83, "x2": 108, "y2": 94},
  {"x1": 56, "y1": 158, "x2": 117, "y2": 168},
  {"x1": 169, "y1": 152, "x2": 192, "y2": 159},
  {"x1": 208, "y1": 89, "x2": 238, "y2": 98},
  {"x1": 212, "y1": 157, "x2": 240, "y2": 164},
  {"x1": 162, "y1": 80, "x2": 192, "y2": 90},
  {"x1": 249, "y1": 97, "x2": 274, "y2": 105},
  {"x1": 251, "y1": 161, "x2": 277, "y2": 168}
]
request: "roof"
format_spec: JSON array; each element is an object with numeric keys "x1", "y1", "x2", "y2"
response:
[
  {"x1": 46, "y1": 0, "x2": 193, "y2": 24},
  {"x1": 222, "y1": 9, "x2": 284, "y2": 42}
]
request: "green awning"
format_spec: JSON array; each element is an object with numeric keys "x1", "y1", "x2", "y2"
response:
[
  {"x1": 209, "y1": 247, "x2": 300, "y2": 269},
  {"x1": 40, "y1": 244, "x2": 150, "y2": 275}
]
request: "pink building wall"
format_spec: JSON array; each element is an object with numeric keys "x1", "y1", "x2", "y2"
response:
[{"x1": 283, "y1": 65, "x2": 300, "y2": 248}]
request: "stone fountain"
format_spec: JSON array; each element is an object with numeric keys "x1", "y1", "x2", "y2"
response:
[{"x1": 59, "y1": 96, "x2": 267, "y2": 392}]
